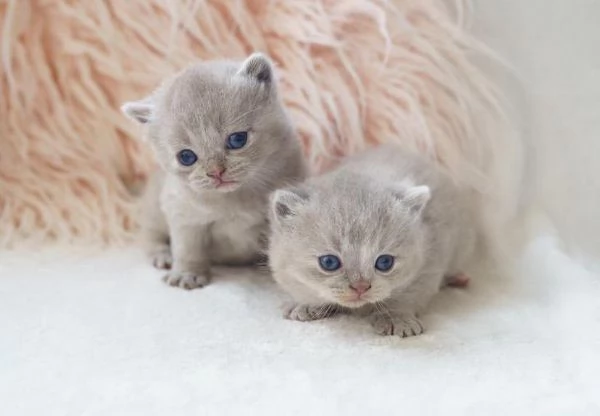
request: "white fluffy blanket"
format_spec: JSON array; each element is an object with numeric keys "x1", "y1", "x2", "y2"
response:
[{"x1": 1, "y1": 233, "x2": 599, "y2": 415}]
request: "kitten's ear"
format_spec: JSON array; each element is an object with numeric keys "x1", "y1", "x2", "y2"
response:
[
  {"x1": 237, "y1": 53, "x2": 273, "y2": 83},
  {"x1": 271, "y1": 188, "x2": 309, "y2": 223},
  {"x1": 121, "y1": 97, "x2": 154, "y2": 124},
  {"x1": 392, "y1": 185, "x2": 431, "y2": 216}
]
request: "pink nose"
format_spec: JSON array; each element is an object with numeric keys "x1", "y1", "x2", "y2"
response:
[
  {"x1": 207, "y1": 167, "x2": 226, "y2": 179},
  {"x1": 350, "y1": 280, "x2": 372, "y2": 296}
]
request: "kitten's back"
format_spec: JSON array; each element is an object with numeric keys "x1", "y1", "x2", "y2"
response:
[{"x1": 335, "y1": 145, "x2": 450, "y2": 192}]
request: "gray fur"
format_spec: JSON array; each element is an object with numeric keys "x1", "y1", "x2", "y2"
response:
[
  {"x1": 122, "y1": 53, "x2": 307, "y2": 289},
  {"x1": 269, "y1": 145, "x2": 477, "y2": 337}
]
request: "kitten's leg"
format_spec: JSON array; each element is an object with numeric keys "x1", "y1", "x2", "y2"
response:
[
  {"x1": 370, "y1": 272, "x2": 443, "y2": 337},
  {"x1": 146, "y1": 230, "x2": 172, "y2": 270},
  {"x1": 370, "y1": 311, "x2": 423, "y2": 337},
  {"x1": 163, "y1": 223, "x2": 211, "y2": 290},
  {"x1": 140, "y1": 172, "x2": 172, "y2": 270},
  {"x1": 284, "y1": 303, "x2": 340, "y2": 322}
]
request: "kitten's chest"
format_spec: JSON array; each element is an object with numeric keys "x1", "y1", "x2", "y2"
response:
[
  {"x1": 210, "y1": 206, "x2": 265, "y2": 233},
  {"x1": 210, "y1": 214, "x2": 266, "y2": 250},
  {"x1": 162, "y1": 184, "x2": 266, "y2": 224},
  {"x1": 208, "y1": 202, "x2": 268, "y2": 264},
  {"x1": 199, "y1": 195, "x2": 266, "y2": 226},
  {"x1": 164, "y1": 190, "x2": 268, "y2": 263}
]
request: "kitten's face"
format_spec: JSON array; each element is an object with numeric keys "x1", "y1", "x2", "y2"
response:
[
  {"x1": 122, "y1": 54, "x2": 290, "y2": 193},
  {"x1": 270, "y1": 177, "x2": 430, "y2": 308}
]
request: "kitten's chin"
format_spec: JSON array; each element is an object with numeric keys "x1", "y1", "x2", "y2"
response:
[
  {"x1": 327, "y1": 292, "x2": 370, "y2": 308},
  {"x1": 213, "y1": 181, "x2": 241, "y2": 192},
  {"x1": 189, "y1": 180, "x2": 241, "y2": 193},
  {"x1": 333, "y1": 293, "x2": 390, "y2": 309},
  {"x1": 336, "y1": 298, "x2": 370, "y2": 309}
]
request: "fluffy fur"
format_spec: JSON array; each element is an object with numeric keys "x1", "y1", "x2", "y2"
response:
[
  {"x1": 269, "y1": 144, "x2": 477, "y2": 337},
  {"x1": 0, "y1": 0, "x2": 515, "y2": 249},
  {"x1": 122, "y1": 54, "x2": 306, "y2": 289}
]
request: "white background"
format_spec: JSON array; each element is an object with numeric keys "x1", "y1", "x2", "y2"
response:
[{"x1": 474, "y1": 0, "x2": 600, "y2": 262}]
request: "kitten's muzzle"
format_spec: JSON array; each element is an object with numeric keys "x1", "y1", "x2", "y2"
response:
[
  {"x1": 349, "y1": 280, "x2": 371, "y2": 298},
  {"x1": 206, "y1": 166, "x2": 226, "y2": 180},
  {"x1": 206, "y1": 166, "x2": 238, "y2": 189}
]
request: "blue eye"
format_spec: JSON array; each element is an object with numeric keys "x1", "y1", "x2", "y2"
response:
[
  {"x1": 226, "y1": 131, "x2": 248, "y2": 150},
  {"x1": 177, "y1": 149, "x2": 198, "y2": 166},
  {"x1": 318, "y1": 255, "x2": 342, "y2": 272},
  {"x1": 375, "y1": 255, "x2": 395, "y2": 272}
]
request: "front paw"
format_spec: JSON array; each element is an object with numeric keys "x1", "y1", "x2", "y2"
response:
[
  {"x1": 283, "y1": 303, "x2": 338, "y2": 322},
  {"x1": 370, "y1": 313, "x2": 424, "y2": 338},
  {"x1": 163, "y1": 271, "x2": 210, "y2": 290}
]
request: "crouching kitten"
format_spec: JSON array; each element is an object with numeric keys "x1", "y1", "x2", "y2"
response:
[
  {"x1": 122, "y1": 53, "x2": 306, "y2": 289},
  {"x1": 268, "y1": 144, "x2": 477, "y2": 337}
]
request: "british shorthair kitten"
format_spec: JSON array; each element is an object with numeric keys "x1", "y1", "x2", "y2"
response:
[
  {"x1": 268, "y1": 144, "x2": 477, "y2": 337},
  {"x1": 122, "y1": 53, "x2": 307, "y2": 289}
]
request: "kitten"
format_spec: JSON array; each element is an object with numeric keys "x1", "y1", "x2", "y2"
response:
[
  {"x1": 122, "y1": 53, "x2": 307, "y2": 289},
  {"x1": 268, "y1": 144, "x2": 477, "y2": 337}
]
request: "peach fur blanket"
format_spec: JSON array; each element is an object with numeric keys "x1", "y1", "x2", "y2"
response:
[{"x1": 0, "y1": 0, "x2": 509, "y2": 248}]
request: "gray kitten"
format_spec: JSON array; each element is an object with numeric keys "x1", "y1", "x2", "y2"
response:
[
  {"x1": 122, "y1": 53, "x2": 307, "y2": 289},
  {"x1": 269, "y1": 144, "x2": 476, "y2": 337}
]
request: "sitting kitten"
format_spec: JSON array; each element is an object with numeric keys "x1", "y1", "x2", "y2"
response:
[
  {"x1": 268, "y1": 144, "x2": 476, "y2": 337},
  {"x1": 122, "y1": 53, "x2": 307, "y2": 289}
]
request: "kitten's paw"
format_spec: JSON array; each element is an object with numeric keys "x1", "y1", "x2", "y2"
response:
[
  {"x1": 163, "y1": 271, "x2": 209, "y2": 290},
  {"x1": 151, "y1": 250, "x2": 173, "y2": 270},
  {"x1": 283, "y1": 303, "x2": 337, "y2": 322},
  {"x1": 371, "y1": 314, "x2": 396, "y2": 336},
  {"x1": 371, "y1": 314, "x2": 424, "y2": 338},
  {"x1": 393, "y1": 314, "x2": 424, "y2": 338}
]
